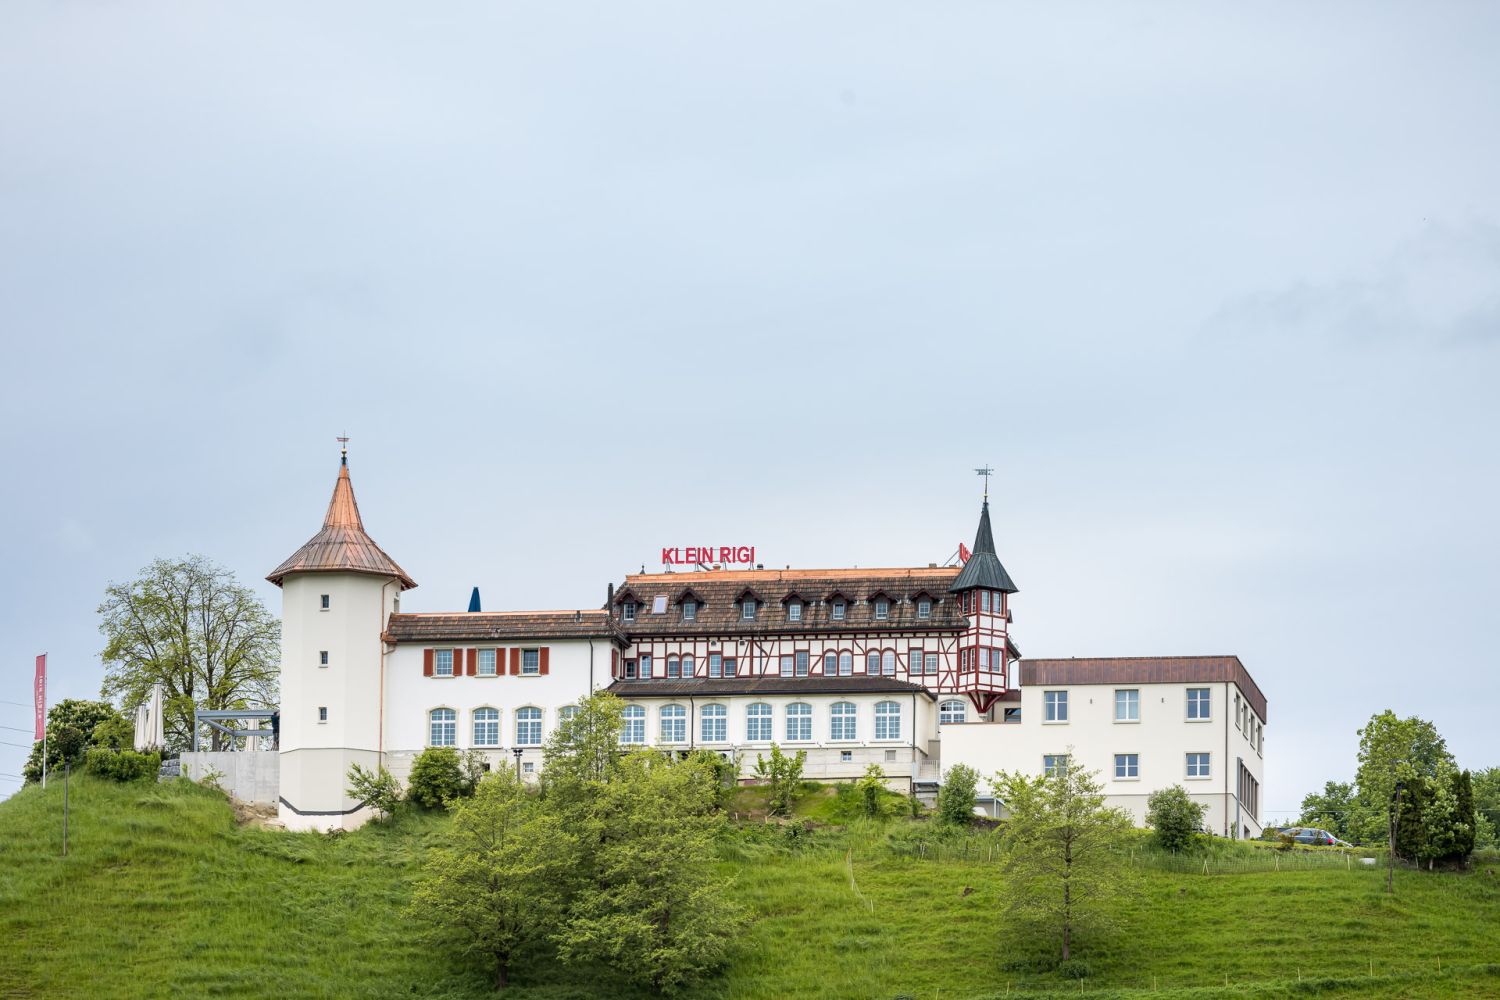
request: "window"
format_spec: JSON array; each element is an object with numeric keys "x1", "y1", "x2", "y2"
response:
[
  {"x1": 882, "y1": 651, "x2": 896, "y2": 676},
  {"x1": 978, "y1": 647, "x2": 990, "y2": 671},
  {"x1": 795, "y1": 651, "x2": 809, "y2": 676},
  {"x1": 823, "y1": 651, "x2": 836, "y2": 675},
  {"x1": 639, "y1": 654, "x2": 652, "y2": 679},
  {"x1": 1044, "y1": 690, "x2": 1068, "y2": 722},
  {"x1": 839, "y1": 652, "x2": 852, "y2": 676},
  {"x1": 981, "y1": 591, "x2": 991, "y2": 613},
  {"x1": 473, "y1": 707, "x2": 500, "y2": 746},
  {"x1": 1043, "y1": 754, "x2": 1069, "y2": 777},
  {"x1": 701, "y1": 704, "x2": 727, "y2": 742},
  {"x1": 840, "y1": 750, "x2": 853, "y2": 763},
  {"x1": 830, "y1": 702, "x2": 857, "y2": 740},
  {"x1": 832, "y1": 601, "x2": 846, "y2": 621},
  {"x1": 434, "y1": 649, "x2": 455, "y2": 677},
  {"x1": 522, "y1": 761, "x2": 534, "y2": 775},
  {"x1": 319, "y1": 650, "x2": 328, "y2": 667},
  {"x1": 521, "y1": 649, "x2": 540, "y2": 676},
  {"x1": 318, "y1": 706, "x2": 328, "y2": 723},
  {"x1": 682, "y1": 654, "x2": 695, "y2": 676},
  {"x1": 624, "y1": 658, "x2": 638, "y2": 679},
  {"x1": 478, "y1": 649, "x2": 497, "y2": 676},
  {"x1": 429, "y1": 708, "x2": 456, "y2": 746},
  {"x1": 873, "y1": 598, "x2": 889, "y2": 620},
  {"x1": 559, "y1": 705, "x2": 579, "y2": 725},
  {"x1": 1186, "y1": 752, "x2": 1211, "y2": 779},
  {"x1": 741, "y1": 599, "x2": 756, "y2": 621},
  {"x1": 925, "y1": 653, "x2": 939, "y2": 675},
  {"x1": 866, "y1": 651, "x2": 880, "y2": 674},
  {"x1": 724, "y1": 657, "x2": 737, "y2": 676},
  {"x1": 885, "y1": 749, "x2": 897, "y2": 763},
  {"x1": 1114, "y1": 753, "x2": 1139, "y2": 779},
  {"x1": 709, "y1": 653, "x2": 722, "y2": 678},
  {"x1": 780, "y1": 655, "x2": 794, "y2": 677},
  {"x1": 515, "y1": 707, "x2": 542, "y2": 746},
  {"x1": 320, "y1": 594, "x2": 330, "y2": 610},
  {"x1": 1187, "y1": 688, "x2": 1211, "y2": 720},
  {"x1": 682, "y1": 600, "x2": 696, "y2": 622},
  {"x1": 1115, "y1": 689, "x2": 1140, "y2": 722},
  {"x1": 963, "y1": 591, "x2": 972, "y2": 613},
  {"x1": 620, "y1": 705, "x2": 645, "y2": 744},
  {"x1": 622, "y1": 600, "x2": 636, "y2": 623},
  {"x1": 660, "y1": 704, "x2": 686, "y2": 743},
  {"x1": 746, "y1": 703, "x2": 772, "y2": 741},
  {"x1": 652, "y1": 595, "x2": 667, "y2": 615},
  {"x1": 785, "y1": 702, "x2": 812, "y2": 741},
  {"x1": 909, "y1": 647, "x2": 923, "y2": 675},
  {"x1": 940, "y1": 699, "x2": 967, "y2": 725},
  {"x1": 666, "y1": 655, "x2": 680, "y2": 679},
  {"x1": 787, "y1": 601, "x2": 802, "y2": 622},
  {"x1": 875, "y1": 701, "x2": 900, "y2": 740},
  {"x1": 917, "y1": 598, "x2": 932, "y2": 619}
]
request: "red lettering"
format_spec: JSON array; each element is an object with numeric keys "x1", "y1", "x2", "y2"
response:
[
  {"x1": 718, "y1": 546, "x2": 731, "y2": 564},
  {"x1": 661, "y1": 547, "x2": 675, "y2": 564}
]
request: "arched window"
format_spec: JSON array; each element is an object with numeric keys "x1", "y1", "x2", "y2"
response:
[
  {"x1": 746, "y1": 702, "x2": 772, "y2": 741},
  {"x1": 473, "y1": 707, "x2": 500, "y2": 746},
  {"x1": 660, "y1": 704, "x2": 687, "y2": 743},
  {"x1": 940, "y1": 700, "x2": 967, "y2": 725},
  {"x1": 558, "y1": 705, "x2": 579, "y2": 725},
  {"x1": 682, "y1": 654, "x2": 695, "y2": 677},
  {"x1": 823, "y1": 651, "x2": 837, "y2": 675},
  {"x1": 785, "y1": 702, "x2": 812, "y2": 742},
  {"x1": 700, "y1": 703, "x2": 727, "y2": 742},
  {"x1": 838, "y1": 651, "x2": 853, "y2": 676},
  {"x1": 882, "y1": 651, "x2": 896, "y2": 676},
  {"x1": 515, "y1": 707, "x2": 543, "y2": 746},
  {"x1": 875, "y1": 701, "x2": 900, "y2": 740},
  {"x1": 830, "y1": 702, "x2": 857, "y2": 740},
  {"x1": 429, "y1": 708, "x2": 456, "y2": 747},
  {"x1": 620, "y1": 705, "x2": 646, "y2": 744},
  {"x1": 866, "y1": 651, "x2": 880, "y2": 674},
  {"x1": 666, "y1": 655, "x2": 681, "y2": 679}
]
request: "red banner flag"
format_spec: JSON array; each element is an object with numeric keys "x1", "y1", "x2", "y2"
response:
[
  {"x1": 34, "y1": 654, "x2": 46, "y2": 740},
  {"x1": 958, "y1": 542, "x2": 971, "y2": 564}
]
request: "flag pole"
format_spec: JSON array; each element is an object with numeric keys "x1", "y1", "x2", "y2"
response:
[{"x1": 36, "y1": 653, "x2": 47, "y2": 791}]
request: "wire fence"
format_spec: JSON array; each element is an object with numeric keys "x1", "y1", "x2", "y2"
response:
[{"x1": 883, "y1": 835, "x2": 1381, "y2": 874}]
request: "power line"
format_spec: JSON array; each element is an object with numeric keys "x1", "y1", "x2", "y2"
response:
[
  {"x1": 0, "y1": 699, "x2": 34, "y2": 708},
  {"x1": 0, "y1": 740, "x2": 35, "y2": 749},
  {"x1": 0, "y1": 773, "x2": 24, "y2": 780},
  {"x1": 0, "y1": 725, "x2": 34, "y2": 734}
]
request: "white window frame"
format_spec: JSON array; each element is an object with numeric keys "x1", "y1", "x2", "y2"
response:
[
  {"x1": 477, "y1": 648, "x2": 498, "y2": 677},
  {"x1": 882, "y1": 651, "x2": 896, "y2": 676},
  {"x1": 838, "y1": 652, "x2": 852, "y2": 676},
  {"x1": 925, "y1": 653, "x2": 938, "y2": 675},
  {"x1": 917, "y1": 598, "x2": 932, "y2": 619},
  {"x1": 558, "y1": 705, "x2": 579, "y2": 725},
  {"x1": 785, "y1": 702, "x2": 813, "y2": 742},
  {"x1": 1114, "y1": 688, "x2": 1140, "y2": 723},
  {"x1": 622, "y1": 601, "x2": 636, "y2": 623},
  {"x1": 741, "y1": 599, "x2": 756, "y2": 621},
  {"x1": 939, "y1": 699, "x2": 966, "y2": 725},
  {"x1": 866, "y1": 651, "x2": 880, "y2": 674},
  {"x1": 434, "y1": 648, "x2": 455, "y2": 678},
  {"x1": 620, "y1": 705, "x2": 646, "y2": 744},
  {"x1": 666, "y1": 655, "x2": 680, "y2": 679},
  {"x1": 779, "y1": 655, "x2": 794, "y2": 677},
  {"x1": 795, "y1": 651, "x2": 809, "y2": 676},
  {"x1": 639, "y1": 654, "x2": 652, "y2": 679},
  {"x1": 873, "y1": 598, "x2": 890, "y2": 621},
  {"x1": 874, "y1": 701, "x2": 901, "y2": 741},
  {"x1": 746, "y1": 702, "x2": 773, "y2": 741},
  {"x1": 318, "y1": 706, "x2": 328, "y2": 723},
  {"x1": 521, "y1": 649, "x2": 540, "y2": 676},
  {"x1": 831, "y1": 601, "x2": 846, "y2": 621},
  {"x1": 1186, "y1": 687, "x2": 1212, "y2": 721},
  {"x1": 320, "y1": 594, "x2": 330, "y2": 610},
  {"x1": 319, "y1": 650, "x2": 329, "y2": 667},
  {"x1": 700, "y1": 703, "x2": 727, "y2": 743},
  {"x1": 682, "y1": 653, "x2": 695, "y2": 677},
  {"x1": 659, "y1": 704, "x2": 687, "y2": 744},
  {"x1": 1114, "y1": 753, "x2": 1139, "y2": 780},
  {"x1": 473, "y1": 707, "x2": 500, "y2": 747},
  {"x1": 708, "y1": 653, "x2": 722, "y2": 678},
  {"x1": 1043, "y1": 753, "x2": 1069, "y2": 777},
  {"x1": 830, "y1": 701, "x2": 858, "y2": 741},
  {"x1": 1186, "y1": 752, "x2": 1212, "y2": 779},
  {"x1": 1043, "y1": 690, "x2": 1068, "y2": 723},
  {"x1": 682, "y1": 600, "x2": 696, "y2": 622},
  {"x1": 429, "y1": 708, "x2": 456, "y2": 747},
  {"x1": 515, "y1": 706, "x2": 543, "y2": 746},
  {"x1": 787, "y1": 601, "x2": 802, "y2": 622}
]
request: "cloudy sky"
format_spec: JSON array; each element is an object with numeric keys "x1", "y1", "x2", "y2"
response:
[{"x1": 2, "y1": 2, "x2": 1496, "y2": 812}]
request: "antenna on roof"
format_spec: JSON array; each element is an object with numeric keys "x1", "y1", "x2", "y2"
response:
[
  {"x1": 338, "y1": 434, "x2": 350, "y2": 466},
  {"x1": 974, "y1": 465, "x2": 994, "y2": 502}
]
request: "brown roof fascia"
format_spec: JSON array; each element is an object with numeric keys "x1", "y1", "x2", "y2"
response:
[{"x1": 1022, "y1": 656, "x2": 1267, "y2": 724}]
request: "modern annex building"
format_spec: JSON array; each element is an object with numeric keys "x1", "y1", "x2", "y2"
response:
[{"x1": 264, "y1": 453, "x2": 1268, "y2": 837}]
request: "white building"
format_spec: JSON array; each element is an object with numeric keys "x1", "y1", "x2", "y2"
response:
[{"x1": 263, "y1": 452, "x2": 1268, "y2": 836}]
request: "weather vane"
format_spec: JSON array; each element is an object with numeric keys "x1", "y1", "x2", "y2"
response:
[
  {"x1": 337, "y1": 434, "x2": 350, "y2": 464},
  {"x1": 974, "y1": 465, "x2": 994, "y2": 501}
]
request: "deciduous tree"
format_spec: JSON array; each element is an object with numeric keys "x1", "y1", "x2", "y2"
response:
[
  {"x1": 752, "y1": 743, "x2": 806, "y2": 817},
  {"x1": 1146, "y1": 785, "x2": 1206, "y2": 852},
  {"x1": 22, "y1": 699, "x2": 129, "y2": 783},
  {"x1": 937, "y1": 763, "x2": 980, "y2": 827}
]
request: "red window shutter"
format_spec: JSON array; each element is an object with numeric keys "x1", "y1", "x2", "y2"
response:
[
  {"x1": 539, "y1": 647, "x2": 550, "y2": 675},
  {"x1": 612, "y1": 649, "x2": 620, "y2": 676},
  {"x1": 423, "y1": 649, "x2": 434, "y2": 677},
  {"x1": 467, "y1": 648, "x2": 478, "y2": 676},
  {"x1": 510, "y1": 648, "x2": 521, "y2": 675}
]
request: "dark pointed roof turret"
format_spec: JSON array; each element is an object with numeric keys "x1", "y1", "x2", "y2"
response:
[{"x1": 948, "y1": 501, "x2": 1017, "y2": 594}]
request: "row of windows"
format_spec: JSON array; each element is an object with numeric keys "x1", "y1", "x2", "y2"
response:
[
  {"x1": 427, "y1": 705, "x2": 578, "y2": 747},
  {"x1": 1042, "y1": 688, "x2": 1218, "y2": 724},
  {"x1": 624, "y1": 648, "x2": 1005, "y2": 680},
  {"x1": 1040, "y1": 752, "x2": 1216, "y2": 780},
  {"x1": 429, "y1": 648, "x2": 542, "y2": 677},
  {"x1": 616, "y1": 700, "x2": 905, "y2": 745},
  {"x1": 622, "y1": 592, "x2": 985, "y2": 624}
]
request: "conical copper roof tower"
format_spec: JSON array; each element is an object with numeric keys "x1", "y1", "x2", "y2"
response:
[{"x1": 267, "y1": 450, "x2": 416, "y2": 590}]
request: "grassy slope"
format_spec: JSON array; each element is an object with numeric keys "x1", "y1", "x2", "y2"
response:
[{"x1": 3, "y1": 777, "x2": 1500, "y2": 999}]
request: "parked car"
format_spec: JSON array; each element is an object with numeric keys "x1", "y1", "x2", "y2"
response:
[{"x1": 1279, "y1": 826, "x2": 1352, "y2": 847}]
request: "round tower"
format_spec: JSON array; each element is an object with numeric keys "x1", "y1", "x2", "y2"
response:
[
  {"x1": 266, "y1": 447, "x2": 416, "y2": 831},
  {"x1": 948, "y1": 494, "x2": 1019, "y2": 718}
]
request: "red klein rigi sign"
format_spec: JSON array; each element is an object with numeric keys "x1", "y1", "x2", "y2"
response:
[
  {"x1": 660, "y1": 545, "x2": 757, "y2": 567},
  {"x1": 34, "y1": 654, "x2": 47, "y2": 740}
]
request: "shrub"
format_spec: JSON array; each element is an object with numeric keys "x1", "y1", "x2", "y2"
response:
[
  {"x1": 858, "y1": 764, "x2": 888, "y2": 818},
  {"x1": 348, "y1": 763, "x2": 403, "y2": 821},
  {"x1": 1147, "y1": 785, "x2": 1207, "y2": 852},
  {"x1": 1058, "y1": 959, "x2": 1091, "y2": 980},
  {"x1": 407, "y1": 747, "x2": 466, "y2": 809},
  {"x1": 85, "y1": 747, "x2": 161, "y2": 782},
  {"x1": 753, "y1": 744, "x2": 807, "y2": 817},
  {"x1": 684, "y1": 749, "x2": 736, "y2": 810},
  {"x1": 937, "y1": 763, "x2": 980, "y2": 827}
]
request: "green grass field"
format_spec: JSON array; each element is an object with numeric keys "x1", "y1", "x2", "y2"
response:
[{"x1": 3, "y1": 776, "x2": 1500, "y2": 999}]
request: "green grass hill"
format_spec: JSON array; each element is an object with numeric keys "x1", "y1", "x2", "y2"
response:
[{"x1": 3, "y1": 776, "x2": 1500, "y2": 999}]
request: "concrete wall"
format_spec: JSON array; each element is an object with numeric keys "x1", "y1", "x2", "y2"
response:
[{"x1": 180, "y1": 751, "x2": 280, "y2": 806}]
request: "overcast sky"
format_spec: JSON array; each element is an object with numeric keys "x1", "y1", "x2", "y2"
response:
[{"x1": 2, "y1": 2, "x2": 1497, "y2": 812}]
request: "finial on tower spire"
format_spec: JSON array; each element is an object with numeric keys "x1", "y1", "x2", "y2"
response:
[
  {"x1": 337, "y1": 434, "x2": 349, "y2": 466},
  {"x1": 974, "y1": 465, "x2": 994, "y2": 502}
]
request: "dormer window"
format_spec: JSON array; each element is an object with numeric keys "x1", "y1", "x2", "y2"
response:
[
  {"x1": 682, "y1": 599, "x2": 697, "y2": 622},
  {"x1": 741, "y1": 599, "x2": 757, "y2": 621},
  {"x1": 831, "y1": 601, "x2": 846, "y2": 621},
  {"x1": 787, "y1": 601, "x2": 802, "y2": 622},
  {"x1": 873, "y1": 598, "x2": 890, "y2": 621},
  {"x1": 622, "y1": 600, "x2": 637, "y2": 623},
  {"x1": 917, "y1": 598, "x2": 932, "y2": 619}
]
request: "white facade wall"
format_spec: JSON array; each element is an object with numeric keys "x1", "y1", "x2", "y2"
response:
[{"x1": 939, "y1": 679, "x2": 1266, "y2": 837}]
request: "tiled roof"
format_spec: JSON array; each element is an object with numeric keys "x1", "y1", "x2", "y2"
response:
[
  {"x1": 387, "y1": 611, "x2": 626, "y2": 643},
  {"x1": 607, "y1": 676, "x2": 936, "y2": 700},
  {"x1": 267, "y1": 459, "x2": 417, "y2": 590},
  {"x1": 611, "y1": 567, "x2": 967, "y2": 636},
  {"x1": 949, "y1": 501, "x2": 1018, "y2": 594},
  {"x1": 1022, "y1": 656, "x2": 1267, "y2": 723}
]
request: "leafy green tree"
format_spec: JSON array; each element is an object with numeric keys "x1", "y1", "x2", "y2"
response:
[
  {"x1": 1353, "y1": 711, "x2": 1454, "y2": 845},
  {"x1": 1471, "y1": 767, "x2": 1500, "y2": 849},
  {"x1": 857, "y1": 763, "x2": 888, "y2": 818},
  {"x1": 937, "y1": 763, "x2": 980, "y2": 827},
  {"x1": 98, "y1": 555, "x2": 279, "y2": 751},
  {"x1": 542, "y1": 692, "x2": 625, "y2": 796},
  {"x1": 407, "y1": 747, "x2": 467, "y2": 809},
  {"x1": 347, "y1": 763, "x2": 403, "y2": 821},
  {"x1": 91, "y1": 714, "x2": 135, "y2": 751},
  {"x1": 752, "y1": 743, "x2": 806, "y2": 817},
  {"x1": 1397, "y1": 768, "x2": 1477, "y2": 868},
  {"x1": 1146, "y1": 785, "x2": 1207, "y2": 852},
  {"x1": 992, "y1": 756, "x2": 1134, "y2": 963},
  {"x1": 410, "y1": 770, "x2": 576, "y2": 990},
  {"x1": 559, "y1": 750, "x2": 745, "y2": 994},
  {"x1": 23, "y1": 699, "x2": 129, "y2": 783}
]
